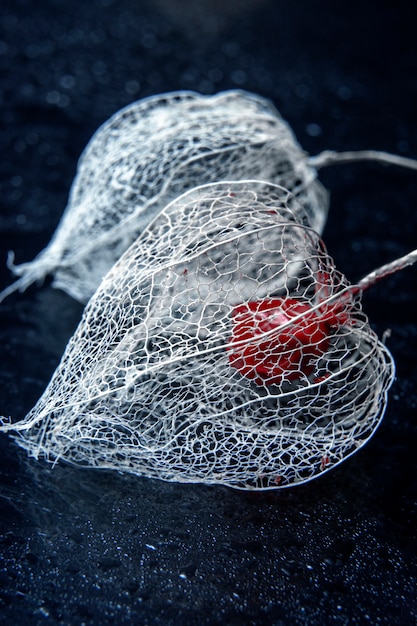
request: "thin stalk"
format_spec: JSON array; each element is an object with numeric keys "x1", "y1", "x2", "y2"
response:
[
  {"x1": 309, "y1": 149, "x2": 417, "y2": 172},
  {"x1": 356, "y1": 248, "x2": 417, "y2": 293}
]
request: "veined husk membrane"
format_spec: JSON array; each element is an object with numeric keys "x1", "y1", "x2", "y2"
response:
[
  {"x1": 0, "y1": 90, "x2": 327, "y2": 304},
  {"x1": 0, "y1": 181, "x2": 395, "y2": 490}
]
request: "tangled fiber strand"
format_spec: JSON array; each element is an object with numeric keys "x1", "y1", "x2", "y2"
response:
[
  {"x1": 0, "y1": 90, "x2": 328, "y2": 304},
  {"x1": 0, "y1": 181, "x2": 403, "y2": 490}
]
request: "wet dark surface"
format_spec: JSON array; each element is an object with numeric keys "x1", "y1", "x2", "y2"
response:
[{"x1": 0, "y1": 1, "x2": 417, "y2": 624}]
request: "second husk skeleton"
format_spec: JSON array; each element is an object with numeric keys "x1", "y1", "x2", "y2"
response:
[{"x1": 0, "y1": 90, "x2": 328, "y2": 304}]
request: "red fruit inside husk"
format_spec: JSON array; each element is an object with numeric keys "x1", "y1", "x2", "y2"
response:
[{"x1": 227, "y1": 298, "x2": 336, "y2": 385}]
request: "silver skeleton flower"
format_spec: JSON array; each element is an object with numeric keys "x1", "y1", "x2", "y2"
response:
[{"x1": 2, "y1": 181, "x2": 415, "y2": 490}]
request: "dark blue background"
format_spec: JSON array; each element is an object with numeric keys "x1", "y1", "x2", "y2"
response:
[{"x1": 0, "y1": 1, "x2": 416, "y2": 624}]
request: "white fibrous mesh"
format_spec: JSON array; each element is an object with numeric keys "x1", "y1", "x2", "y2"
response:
[
  {"x1": 0, "y1": 181, "x2": 395, "y2": 490},
  {"x1": 0, "y1": 90, "x2": 328, "y2": 303}
]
